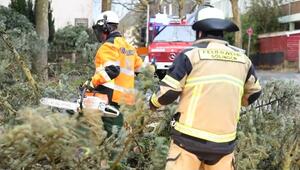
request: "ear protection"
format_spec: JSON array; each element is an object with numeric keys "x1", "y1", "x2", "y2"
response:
[
  {"x1": 92, "y1": 14, "x2": 111, "y2": 34},
  {"x1": 101, "y1": 14, "x2": 110, "y2": 33}
]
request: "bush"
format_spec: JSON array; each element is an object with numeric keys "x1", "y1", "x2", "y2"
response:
[
  {"x1": 237, "y1": 81, "x2": 300, "y2": 170},
  {"x1": 0, "y1": 67, "x2": 171, "y2": 169},
  {"x1": 50, "y1": 25, "x2": 95, "y2": 53},
  {"x1": 48, "y1": 25, "x2": 99, "y2": 77},
  {"x1": 0, "y1": 107, "x2": 107, "y2": 169},
  {"x1": 0, "y1": 6, "x2": 42, "y2": 113},
  {"x1": 0, "y1": 6, "x2": 41, "y2": 64}
]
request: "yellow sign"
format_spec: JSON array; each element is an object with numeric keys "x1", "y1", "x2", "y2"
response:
[{"x1": 198, "y1": 49, "x2": 246, "y2": 63}]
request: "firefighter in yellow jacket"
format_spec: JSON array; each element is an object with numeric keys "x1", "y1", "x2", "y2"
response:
[
  {"x1": 85, "y1": 11, "x2": 143, "y2": 136},
  {"x1": 149, "y1": 6, "x2": 262, "y2": 170}
]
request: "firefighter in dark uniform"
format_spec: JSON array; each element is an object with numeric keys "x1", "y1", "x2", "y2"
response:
[{"x1": 149, "y1": 6, "x2": 262, "y2": 170}]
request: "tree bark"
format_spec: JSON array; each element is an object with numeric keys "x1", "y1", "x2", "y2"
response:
[
  {"x1": 35, "y1": 0, "x2": 49, "y2": 81},
  {"x1": 102, "y1": 0, "x2": 112, "y2": 11},
  {"x1": 230, "y1": 0, "x2": 242, "y2": 48},
  {"x1": 178, "y1": 0, "x2": 185, "y2": 18}
]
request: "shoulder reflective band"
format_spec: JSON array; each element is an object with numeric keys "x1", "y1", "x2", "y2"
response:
[
  {"x1": 95, "y1": 67, "x2": 111, "y2": 82},
  {"x1": 162, "y1": 75, "x2": 181, "y2": 89},
  {"x1": 102, "y1": 82, "x2": 135, "y2": 94},
  {"x1": 185, "y1": 74, "x2": 244, "y2": 89},
  {"x1": 103, "y1": 61, "x2": 120, "y2": 67},
  {"x1": 150, "y1": 93, "x2": 161, "y2": 108},
  {"x1": 120, "y1": 68, "x2": 135, "y2": 76},
  {"x1": 198, "y1": 49, "x2": 246, "y2": 63},
  {"x1": 174, "y1": 122, "x2": 236, "y2": 143}
]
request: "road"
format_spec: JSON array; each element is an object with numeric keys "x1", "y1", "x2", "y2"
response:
[{"x1": 257, "y1": 70, "x2": 300, "y2": 83}]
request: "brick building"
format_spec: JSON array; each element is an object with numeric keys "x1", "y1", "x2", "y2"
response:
[{"x1": 279, "y1": 0, "x2": 300, "y2": 30}]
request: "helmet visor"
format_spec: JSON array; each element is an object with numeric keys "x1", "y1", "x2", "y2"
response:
[{"x1": 92, "y1": 25, "x2": 106, "y2": 42}]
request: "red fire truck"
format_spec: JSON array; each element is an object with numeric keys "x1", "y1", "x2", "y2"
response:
[{"x1": 141, "y1": 14, "x2": 196, "y2": 79}]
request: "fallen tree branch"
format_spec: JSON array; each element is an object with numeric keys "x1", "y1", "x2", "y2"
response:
[
  {"x1": 0, "y1": 30, "x2": 40, "y2": 99},
  {"x1": 111, "y1": 116, "x2": 152, "y2": 169},
  {"x1": 254, "y1": 95, "x2": 289, "y2": 109},
  {"x1": 0, "y1": 96, "x2": 17, "y2": 115},
  {"x1": 240, "y1": 94, "x2": 291, "y2": 115}
]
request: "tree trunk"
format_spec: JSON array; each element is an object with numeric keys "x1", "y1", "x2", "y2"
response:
[
  {"x1": 230, "y1": 0, "x2": 242, "y2": 48},
  {"x1": 35, "y1": 0, "x2": 49, "y2": 81},
  {"x1": 102, "y1": 0, "x2": 111, "y2": 12},
  {"x1": 178, "y1": 0, "x2": 185, "y2": 18}
]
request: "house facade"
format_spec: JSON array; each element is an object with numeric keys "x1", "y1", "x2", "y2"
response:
[
  {"x1": 51, "y1": 0, "x2": 97, "y2": 29},
  {"x1": 278, "y1": 0, "x2": 300, "y2": 30},
  {"x1": 0, "y1": 0, "x2": 101, "y2": 29}
]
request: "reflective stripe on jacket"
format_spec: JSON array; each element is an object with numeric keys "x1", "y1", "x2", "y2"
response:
[
  {"x1": 92, "y1": 32, "x2": 143, "y2": 105},
  {"x1": 150, "y1": 38, "x2": 262, "y2": 143}
]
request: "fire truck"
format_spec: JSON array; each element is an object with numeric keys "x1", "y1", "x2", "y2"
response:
[{"x1": 140, "y1": 13, "x2": 196, "y2": 79}]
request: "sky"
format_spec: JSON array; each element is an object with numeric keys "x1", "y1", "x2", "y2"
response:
[
  {"x1": 0, "y1": 0, "x2": 9, "y2": 6},
  {"x1": 111, "y1": 0, "x2": 251, "y2": 20},
  {"x1": 0, "y1": 0, "x2": 245, "y2": 18},
  {"x1": 93, "y1": 0, "x2": 130, "y2": 21},
  {"x1": 0, "y1": 0, "x2": 250, "y2": 23}
]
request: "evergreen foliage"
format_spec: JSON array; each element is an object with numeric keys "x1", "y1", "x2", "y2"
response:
[
  {"x1": 225, "y1": 0, "x2": 287, "y2": 52},
  {"x1": 48, "y1": 25, "x2": 98, "y2": 77},
  {"x1": 241, "y1": 0, "x2": 287, "y2": 52},
  {"x1": 51, "y1": 26, "x2": 90, "y2": 53},
  {"x1": 0, "y1": 6, "x2": 42, "y2": 115},
  {"x1": 0, "y1": 58, "x2": 299, "y2": 169},
  {"x1": 9, "y1": 0, "x2": 27, "y2": 17},
  {"x1": 0, "y1": 3, "x2": 299, "y2": 169},
  {"x1": 237, "y1": 80, "x2": 300, "y2": 170},
  {"x1": 9, "y1": 0, "x2": 55, "y2": 42}
]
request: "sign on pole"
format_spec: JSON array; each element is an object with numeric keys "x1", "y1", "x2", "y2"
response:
[
  {"x1": 247, "y1": 27, "x2": 253, "y2": 36},
  {"x1": 247, "y1": 27, "x2": 253, "y2": 56},
  {"x1": 298, "y1": 40, "x2": 300, "y2": 72}
]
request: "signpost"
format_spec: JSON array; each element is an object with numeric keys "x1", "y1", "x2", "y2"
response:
[
  {"x1": 247, "y1": 27, "x2": 253, "y2": 56},
  {"x1": 298, "y1": 40, "x2": 300, "y2": 72}
]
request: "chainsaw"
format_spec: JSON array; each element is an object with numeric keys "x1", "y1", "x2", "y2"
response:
[{"x1": 40, "y1": 86, "x2": 120, "y2": 118}]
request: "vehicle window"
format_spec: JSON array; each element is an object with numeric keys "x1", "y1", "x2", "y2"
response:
[{"x1": 153, "y1": 25, "x2": 195, "y2": 42}]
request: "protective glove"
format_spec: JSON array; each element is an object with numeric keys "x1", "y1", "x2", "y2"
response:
[
  {"x1": 149, "y1": 58, "x2": 157, "y2": 74},
  {"x1": 148, "y1": 93, "x2": 160, "y2": 111},
  {"x1": 149, "y1": 100, "x2": 158, "y2": 111},
  {"x1": 83, "y1": 79, "x2": 94, "y2": 91},
  {"x1": 148, "y1": 64, "x2": 156, "y2": 74}
]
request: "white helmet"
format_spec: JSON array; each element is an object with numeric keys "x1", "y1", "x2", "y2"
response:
[
  {"x1": 93, "y1": 11, "x2": 120, "y2": 42},
  {"x1": 94, "y1": 10, "x2": 119, "y2": 26},
  {"x1": 192, "y1": 6, "x2": 238, "y2": 32}
]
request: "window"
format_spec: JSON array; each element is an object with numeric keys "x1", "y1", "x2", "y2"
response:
[
  {"x1": 153, "y1": 25, "x2": 195, "y2": 42},
  {"x1": 75, "y1": 18, "x2": 88, "y2": 27}
]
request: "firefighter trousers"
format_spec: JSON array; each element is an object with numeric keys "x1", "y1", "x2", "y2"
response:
[
  {"x1": 165, "y1": 142, "x2": 235, "y2": 170},
  {"x1": 102, "y1": 113, "x2": 123, "y2": 137}
]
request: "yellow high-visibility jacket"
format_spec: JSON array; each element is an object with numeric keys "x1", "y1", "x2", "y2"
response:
[
  {"x1": 150, "y1": 38, "x2": 261, "y2": 143},
  {"x1": 92, "y1": 32, "x2": 143, "y2": 105}
]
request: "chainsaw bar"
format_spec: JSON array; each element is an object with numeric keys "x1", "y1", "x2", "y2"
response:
[
  {"x1": 40, "y1": 98, "x2": 78, "y2": 111},
  {"x1": 40, "y1": 97, "x2": 120, "y2": 117}
]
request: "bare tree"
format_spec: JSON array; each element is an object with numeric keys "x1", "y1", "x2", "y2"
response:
[
  {"x1": 230, "y1": 0, "x2": 242, "y2": 47},
  {"x1": 35, "y1": 0, "x2": 49, "y2": 81}
]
